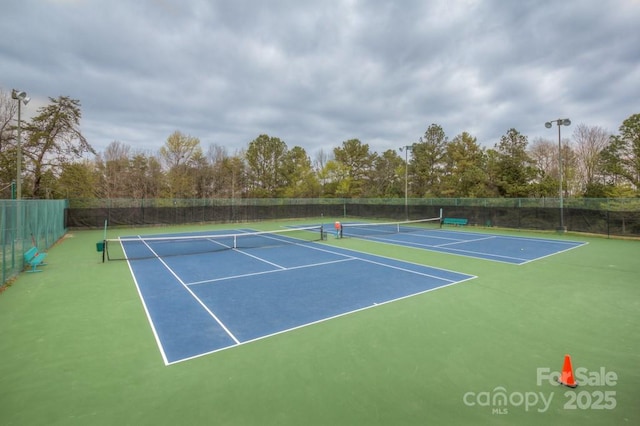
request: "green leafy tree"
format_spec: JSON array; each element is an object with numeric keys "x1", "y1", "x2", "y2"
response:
[
  {"x1": 483, "y1": 149, "x2": 501, "y2": 197},
  {"x1": 58, "y1": 161, "x2": 97, "y2": 198},
  {"x1": 493, "y1": 128, "x2": 537, "y2": 197},
  {"x1": 21, "y1": 96, "x2": 95, "y2": 198},
  {"x1": 281, "y1": 146, "x2": 320, "y2": 197},
  {"x1": 318, "y1": 160, "x2": 349, "y2": 197},
  {"x1": 191, "y1": 149, "x2": 213, "y2": 198},
  {"x1": 333, "y1": 139, "x2": 376, "y2": 197},
  {"x1": 159, "y1": 131, "x2": 203, "y2": 198},
  {"x1": 599, "y1": 139, "x2": 625, "y2": 187},
  {"x1": 442, "y1": 132, "x2": 487, "y2": 197},
  {"x1": 207, "y1": 144, "x2": 247, "y2": 198},
  {"x1": 368, "y1": 149, "x2": 404, "y2": 198},
  {"x1": 128, "y1": 152, "x2": 164, "y2": 199},
  {"x1": 600, "y1": 113, "x2": 640, "y2": 193},
  {"x1": 245, "y1": 134, "x2": 288, "y2": 197},
  {"x1": 411, "y1": 124, "x2": 448, "y2": 197}
]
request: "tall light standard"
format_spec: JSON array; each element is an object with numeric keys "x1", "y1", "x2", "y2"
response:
[
  {"x1": 545, "y1": 118, "x2": 571, "y2": 232},
  {"x1": 11, "y1": 89, "x2": 30, "y2": 200},
  {"x1": 399, "y1": 145, "x2": 412, "y2": 220}
]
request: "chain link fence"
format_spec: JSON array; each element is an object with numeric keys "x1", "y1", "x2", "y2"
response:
[
  {"x1": 2, "y1": 197, "x2": 634, "y2": 285},
  {"x1": 1, "y1": 200, "x2": 68, "y2": 285},
  {"x1": 66, "y1": 198, "x2": 640, "y2": 238}
]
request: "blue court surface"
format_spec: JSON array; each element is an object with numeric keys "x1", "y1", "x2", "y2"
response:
[
  {"x1": 122, "y1": 229, "x2": 476, "y2": 365},
  {"x1": 339, "y1": 225, "x2": 587, "y2": 264}
]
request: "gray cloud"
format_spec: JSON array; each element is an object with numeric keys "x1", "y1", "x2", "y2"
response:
[{"x1": 2, "y1": 0, "x2": 639, "y2": 156}]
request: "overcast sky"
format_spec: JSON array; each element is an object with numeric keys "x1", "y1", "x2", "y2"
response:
[{"x1": 2, "y1": 0, "x2": 639, "y2": 158}]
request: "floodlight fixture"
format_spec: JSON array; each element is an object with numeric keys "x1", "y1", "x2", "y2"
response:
[{"x1": 12, "y1": 90, "x2": 30, "y2": 105}]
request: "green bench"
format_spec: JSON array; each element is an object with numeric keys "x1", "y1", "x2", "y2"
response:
[
  {"x1": 24, "y1": 246, "x2": 47, "y2": 272},
  {"x1": 442, "y1": 217, "x2": 468, "y2": 226}
]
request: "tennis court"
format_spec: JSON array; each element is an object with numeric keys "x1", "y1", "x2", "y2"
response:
[
  {"x1": 337, "y1": 219, "x2": 587, "y2": 264},
  {"x1": 1, "y1": 218, "x2": 638, "y2": 426},
  {"x1": 114, "y1": 220, "x2": 585, "y2": 364},
  {"x1": 115, "y1": 226, "x2": 475, "y2": 364}
]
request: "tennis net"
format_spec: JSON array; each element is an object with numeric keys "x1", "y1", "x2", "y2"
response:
[
  {"x1": 339, "y1": 217, "x2": 442, "y2": 239},
  {"x1": 103, "y1": 225, "x2": 324, "y2": 261}
]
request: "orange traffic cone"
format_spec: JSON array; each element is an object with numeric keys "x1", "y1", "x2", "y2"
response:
[{"x1": 558, "y1": 354, "x2": 578, "y2": 388}]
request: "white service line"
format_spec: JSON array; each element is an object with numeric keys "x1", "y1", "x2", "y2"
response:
[
  {"x1": 139, "y1": 238, "x2": 241, "y2": 345},
  {"x1": 187, "y1": 257, "x2": 357, "y2": 286},
  {"x1": 435, "y1": 235, "x2": 497, "y2": 247}
]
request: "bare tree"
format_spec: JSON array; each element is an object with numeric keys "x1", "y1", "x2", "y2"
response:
[
  {"x1": 529, "y1": 137, "x2": 556, "y2": 177},
  {"x1": 572, "y1": 124, "x2": 611, "y2": 193},
  {"x1": 206, "y1": 143, "x2": 228, "y2": 165},
  {"x1": 0, "y1": 88, "x2": 17, "y2": 150},
  {"x1": 97, "y1": 141, "x2": 131, "y2": 198},
  {"x1": 0, "y1": 89, "x2": 20, "y2": 191}
]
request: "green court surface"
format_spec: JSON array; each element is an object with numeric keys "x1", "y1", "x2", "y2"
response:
[{"x1": 0, "y1": 221, "x2": 638, "y2": 426}]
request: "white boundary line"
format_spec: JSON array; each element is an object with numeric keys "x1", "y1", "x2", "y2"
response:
[
  {"x1": 295, "y1": 234, "x2": 479, "y2": 278},
  {"x1": 137, "y1": 237, "x2": 241, "y2": 348},
  {"x1": 123, "y1": 243, "x2": 170, "y2": 366},
  {"x1": 352, "y1": 232, "x2": 587, "y2": 265},
  {"x1": 122, "y1": 225, "x2": 589, "y2": 365},
  {"x1": 168, "y1": 275, "x2": 477, "y2": 366},
  {"x1": 232, "y1": 247, "x2": 287, "y2": 270},
  {"x1": 356, "y1": 234, "x2": 530, "y2": 264},
  {"x1": 125, "y1": 229, "x2": 478, "y2": 366},
  {"x1": 517, "y1": 242, "x2": 588, "y2": 265},
  {"x1": 188, "y1": 241, "x2": 457, "y2": 286},
  {"x1": 433, "y1": 228, "x2": 589, "y2": 245},
  {"x1": 313, "y1": 239, "x2": 476, "y2": 280},
  {"x1": 435, "y1": 235, "x2": 498, "y2": 246},
  {"x1": 187, "y1": 257, "x2": 357, "y2": 286}
]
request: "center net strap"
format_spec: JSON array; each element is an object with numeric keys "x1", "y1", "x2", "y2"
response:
[{"x1": 104, "y1": 225, "x2": 323, "y2": 261}]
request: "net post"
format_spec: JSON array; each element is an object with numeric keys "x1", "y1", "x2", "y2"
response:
[{"x1": 102, "y1": 220, "x2": 108, "y2": 262}]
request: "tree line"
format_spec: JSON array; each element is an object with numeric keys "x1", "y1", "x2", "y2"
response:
[{"x1": 1, "y1": 88, "x2": 639, "y2": 200}]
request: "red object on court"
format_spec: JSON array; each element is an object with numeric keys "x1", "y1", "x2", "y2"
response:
[{"x1": 558, "y1": 354, "x2": 578, "y2": 388}]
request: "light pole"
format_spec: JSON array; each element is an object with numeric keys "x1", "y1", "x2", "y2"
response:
[
  {"x1": 399, "y1": 145, "x2": 412, "y2": 220},
  {"x1": 11, "y1": 89, "x2": 30, "y2": 200},
  {"x1": 545, "y1": 118, "x2": 571, "y2": 232}
]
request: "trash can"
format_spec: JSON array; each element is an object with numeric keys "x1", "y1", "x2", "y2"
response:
[{"x1": 96, "y1": 241, "x2": 104, "y2": 252}]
